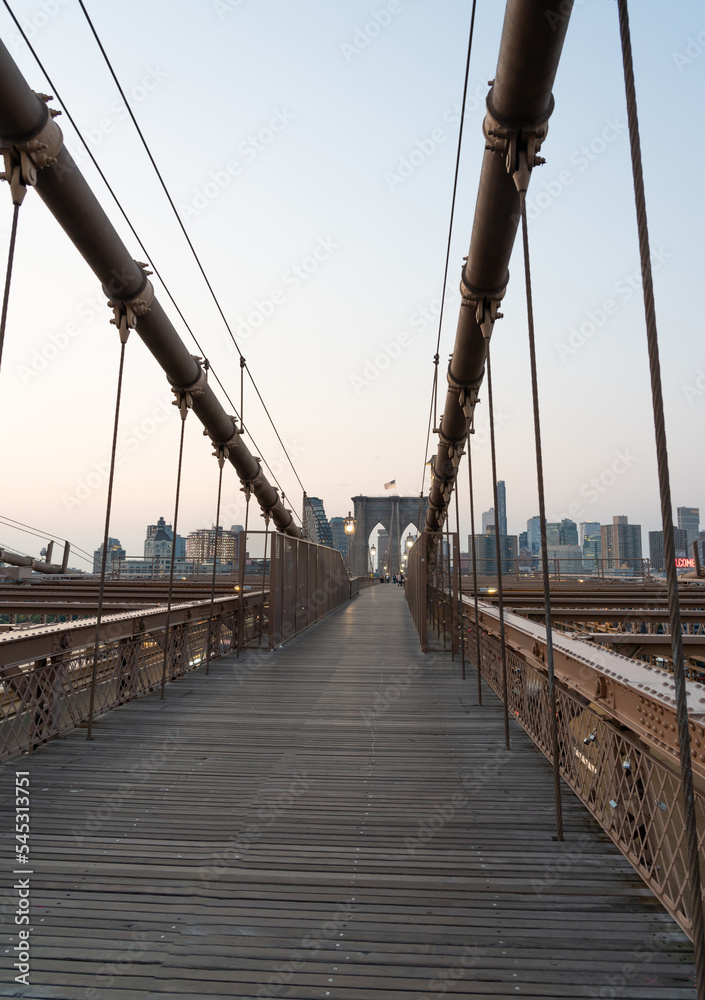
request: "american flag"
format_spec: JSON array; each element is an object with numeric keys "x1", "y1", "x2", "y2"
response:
[{"x1": 384, "y1": 480, "x2": 396, "y2": 489}]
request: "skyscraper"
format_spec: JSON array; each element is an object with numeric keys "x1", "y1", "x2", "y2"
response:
[
  {"x1": 527, "y1": 515, "x2": 541, "y2": 555},
  {"x1": 649, "y1": 526, "x2": 689, "y2": 571},
  {"x1": 303, "y1": 496, "x2": 334, "y2": 546},
  {"x1": 677, "y1": 507, "x2": 700, "y2": 548},
  {"x1": 601, "y1": 516, "x2": 642, "y2": 571},
  {"x1": 482, "y1": 507, "x2": 495, "y2": 534},
  {"x1": 579, "y1": 521, "x2": 600, "y2": 549},
  {"x1": 496, "y1": 481, "x2": 507, "y2": 537}
]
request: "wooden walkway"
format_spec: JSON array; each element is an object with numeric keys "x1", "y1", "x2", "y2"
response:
[{"x1": 0, "y1": 585, "x2": 696, "y2": 998}]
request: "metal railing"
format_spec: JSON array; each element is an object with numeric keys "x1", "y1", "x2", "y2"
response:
[
  {"x1": 422, "y1": 572, "x2": 705, "y2": 940},
  {"x1": 268, "y1": 533, "x2": 358, "y2": 648},
  {"x1": 0, "y1": 530, "x2": 360, "y2": 761},
  {"x1": 0, "y1": 592, "x2": 265, "y2": 762},
  {"x1": 470, "y1": 613, "x2": 705, "y2": 938}
]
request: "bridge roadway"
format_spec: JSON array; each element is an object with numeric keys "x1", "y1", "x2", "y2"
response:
[{"x1": 0, "y1": 586, "x2": 696, "y2": 998}]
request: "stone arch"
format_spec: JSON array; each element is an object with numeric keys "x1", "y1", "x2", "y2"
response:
[{"x1": 348, "y1": 495, "x2": 429, "y2": 577}]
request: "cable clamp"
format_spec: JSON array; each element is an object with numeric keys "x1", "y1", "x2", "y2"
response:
[
  {"x1": 0, "y1": 94, "x2": 63, "y2": 204},
  {"x1": 168, "y1": 356, "x2": 208, "y2": 410},
  {"x1": 483, "y1": 90, "x2": 550, "y2": 191},
  {"x1": 209, "y1": 417, "x2": 242, "y2": 461},
  {"x1": 241, "y1": 459, "x2": 277, "y2": 508},
  {"x1": 106, "y1": 270, "x2": 155, "y2": 342},
  {"x1": 446, "y1": 362, "x2": 484, "y2": 417},
  {"x1": 459, "y1": 276, "x2": 505, "y2": 340}
]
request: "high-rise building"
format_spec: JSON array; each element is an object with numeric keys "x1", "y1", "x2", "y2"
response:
[
  {"x1": 144, "y1": 516, "x2": 185, "y2": 559},
  {"x1": 470, "y1": 533, "x2": 517, "y2": 575},
  {"x1": 677, "y1": 507, "x2": 700, "y2": 548},
  {"x1": 601, "y1": 516, "x2": 642, "y2": 571},
  {"x1": 527, "y1": 515, "x2": 541, "y2": 555},
  {"x1": 186, "y1": 527, "x2": 239, "y2": 564},
  {"x1": 583, "y1": 533, "x2": 601, "y2": 571},
  {"x1": 303, "y1": 496, "x2": 334, "y2": 546},
  {"x1": 329, "y1": 517, "x2": 349, "y2": 561},
  {"x1": 648, "y1": 527, "x2": 689, "y2": 572},
  {"x1": 93, "y1": 537, "x2": 125, "y2": 574},
  {"x1": 482, "y1": 507, "x2": 495, "y2": 534},
  {"x1": 579, "y1": 521, "x2": 600, "y2": 549},
  {"x1": 496, "y1": 481, "x2": 507, "y2": 537}
]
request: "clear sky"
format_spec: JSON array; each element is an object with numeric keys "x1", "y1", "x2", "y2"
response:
[{"x1": 0, "y1": 0, "x2": 703, "y2": 568}]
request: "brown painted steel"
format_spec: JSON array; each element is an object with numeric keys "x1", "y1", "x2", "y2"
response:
[
  {"x1": 0, "y1": 39, "x2": 300, "y2": 537},
  {"x1": 427, "y1": 1, "x2": 574, "y2": 531}
]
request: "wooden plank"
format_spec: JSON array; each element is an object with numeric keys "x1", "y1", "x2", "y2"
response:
[{"x1": 0, "y1": 586, "x2": 697, "y2": 998}]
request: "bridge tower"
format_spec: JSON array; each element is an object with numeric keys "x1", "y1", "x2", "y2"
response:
[{"x1": 348, "y1": 494, "x2": 428, "y2": 577}]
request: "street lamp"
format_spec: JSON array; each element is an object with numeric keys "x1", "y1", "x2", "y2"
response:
[
  {"x1": 405, "y1": 533, "x2": 415, "y2": 550},
  {"x1": 370, "y1": 543, "x2": 376, "y2": 575},
  {"x1": 344, "y1": 511, "x2": 355, "y2": 573}
]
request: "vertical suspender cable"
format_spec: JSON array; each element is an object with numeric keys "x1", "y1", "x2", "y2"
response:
[
  {"x1": 519, "y1": 193, "x2": 563, "y2": 842},
  {"x1": 446, "y1": 515, "x2": 455, "y2": 661},
  {"x1": 454, "y1": 481, "x2": 465, "y2": 679},
  {"x1": 237, "y1": 485, "x2": 251, "y2": 656},
  {"x1": 467, "y1": 425, "x2": 483, "y2": 705},
  {"x1": 0, "y1": 200, "x2": 21, "y2": 375},
  {"x1": 86, "y1": 331, "x2": 129, "y2": 740},
  {"x1": 205, "y1": 450, "x2": 225, "y2": 675},
  {"x1": 617, "y1": 0, "x2": 704, "y2": 977},
  {"x1": 259, "y1": 512, "x2": 270, "y2": 646},
  {"x1": 160, "y1": 401, "x2": 188, "y2": 699},
  {"x1": 485, "y1": 346, "x2": 510, "y2": 750}
]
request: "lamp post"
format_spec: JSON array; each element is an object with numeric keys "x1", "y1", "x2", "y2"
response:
[
  {"x1": 370, "y1": 543, "x2": 376, "y2": 575},
  {"x1": 344, "y1": 511, "x2": 355, "y2": 574}
]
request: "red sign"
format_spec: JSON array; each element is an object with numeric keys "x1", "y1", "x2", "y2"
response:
[{"x1": 675, "y1": 557, "x2": 695, "y2": 569}]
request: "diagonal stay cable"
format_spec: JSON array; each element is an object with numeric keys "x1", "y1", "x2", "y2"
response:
[
  {"x1": 1, "y1": 0, "x2": 306, "y2": 527},
  {"x1": 420, "y1": 0, "x2": 478, "y2": 504},
  {"x1": 76, "y1": 0, "x2": 310, "y2": 512},
  {"x1": 617, "y1": 0, "x2": 704, "y2": 985}
]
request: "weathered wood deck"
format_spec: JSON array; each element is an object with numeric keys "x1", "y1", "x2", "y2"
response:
[{"x1": 0, "y1": 585, "x2": 696, "y2": 998}]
